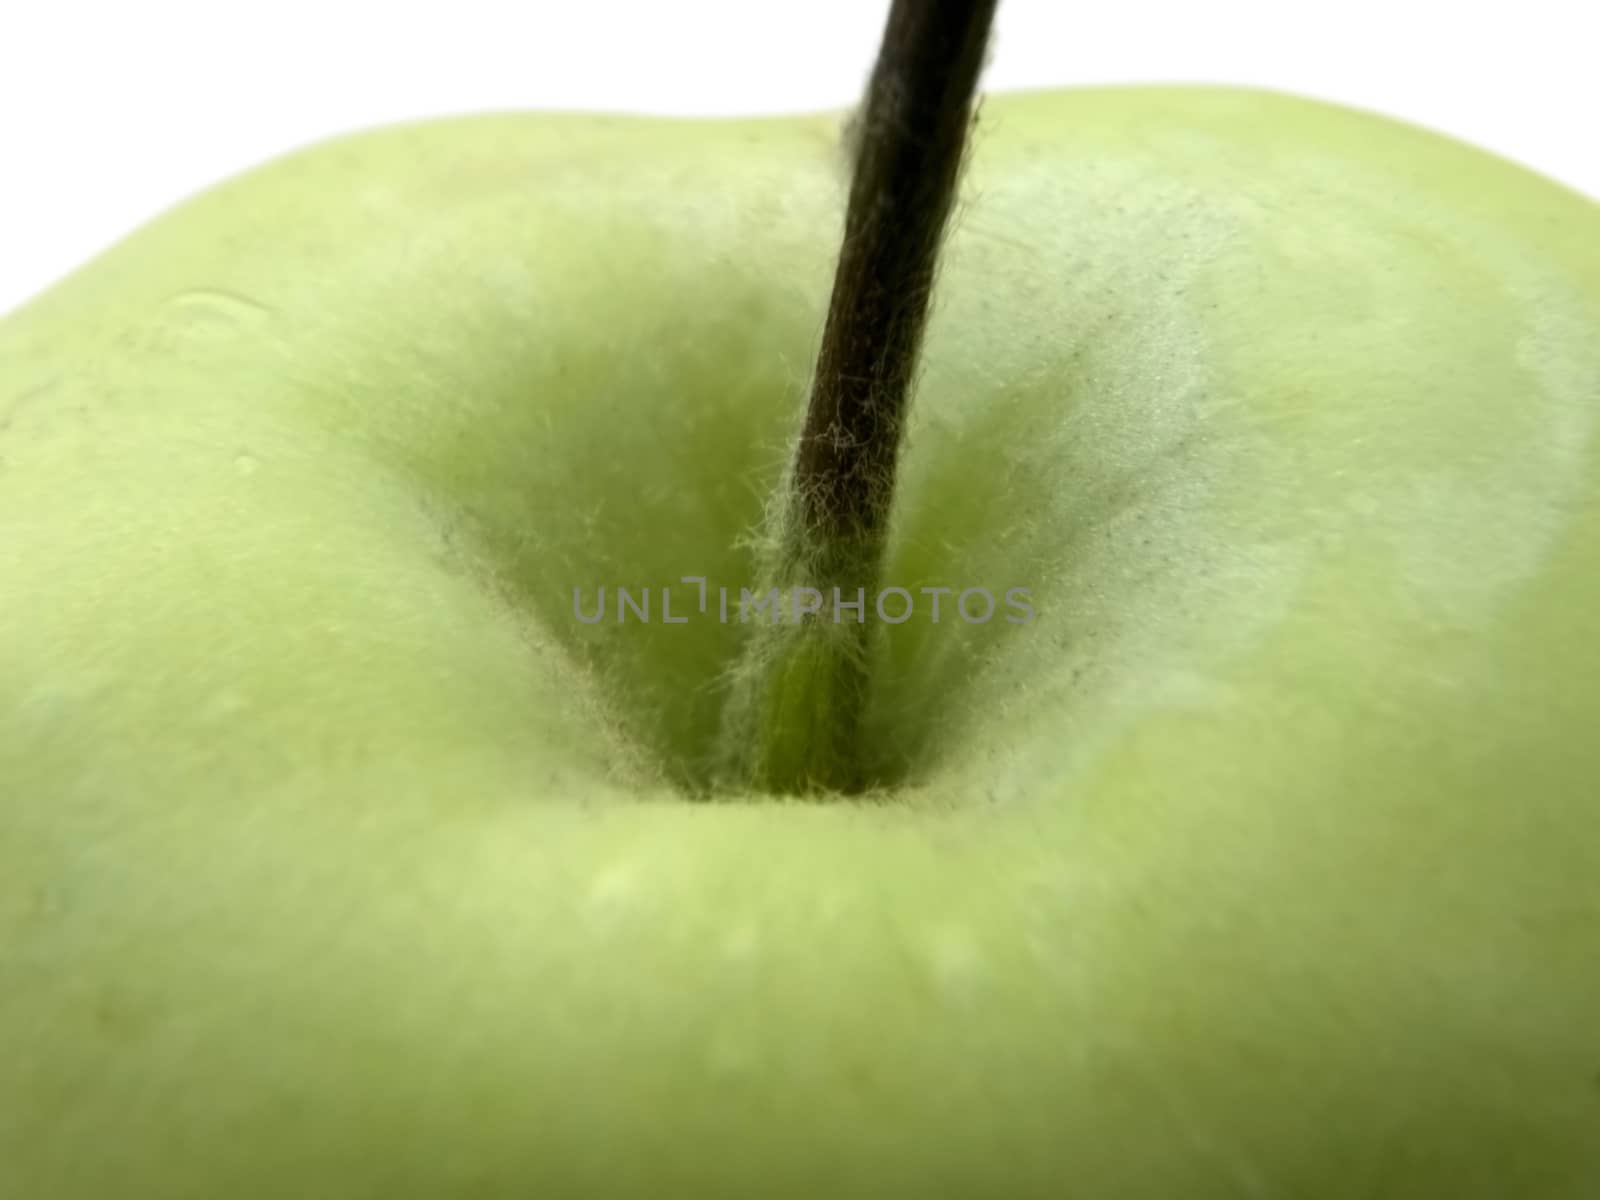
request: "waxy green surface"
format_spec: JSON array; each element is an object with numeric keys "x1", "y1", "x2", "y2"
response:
[{"x1": 3, "y1": 88, "x2": 1599, "y2": 1197}]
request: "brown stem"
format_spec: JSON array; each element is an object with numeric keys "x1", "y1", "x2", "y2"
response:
[
  {"x1": 795, "y1": 0, "x2": 998, "y2": 547},
  {"x1": 715, "y1": 0, "x2": 997, "y2": 796}
]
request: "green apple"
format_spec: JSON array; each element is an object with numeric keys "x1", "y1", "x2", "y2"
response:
[{"x1": 3, "y1": 86, "x2": 1598, "y2": 1198}]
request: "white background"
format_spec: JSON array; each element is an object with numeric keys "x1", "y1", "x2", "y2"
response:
[{"x1": 1, "y1": 0, "x2": 1594, "y2": 315}]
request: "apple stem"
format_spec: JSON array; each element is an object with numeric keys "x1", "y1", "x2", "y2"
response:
[{"x1": 715, "y1": 0, "x2": 997, "y2": 795}]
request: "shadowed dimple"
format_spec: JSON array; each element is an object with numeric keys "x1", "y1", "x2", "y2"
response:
[{"x1": 93, "y1": 988, "x2": 157, "y2": 1045}]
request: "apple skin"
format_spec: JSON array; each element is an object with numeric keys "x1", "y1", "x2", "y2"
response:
[{"x1": 2, "y1": 86, "x2": 1599, "y2": 1198}]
